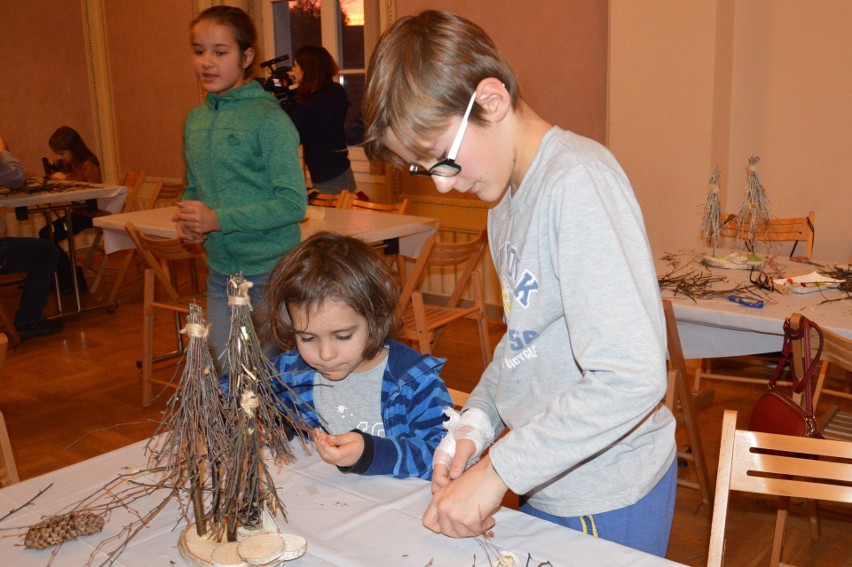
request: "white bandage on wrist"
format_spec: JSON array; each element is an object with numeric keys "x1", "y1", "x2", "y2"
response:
[
  {"x1": 455, "y1": 407, "x2": 494, "y2": 456},
  {"x1": 433, "y1": 407, "x2": 461, "y2": 469}
]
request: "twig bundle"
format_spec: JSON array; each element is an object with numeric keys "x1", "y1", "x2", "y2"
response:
[
  {"x1": 220, "y1": 275, "x2": 309, "y2": 541},
  {"x1": 736, "y1": 155, "x2": 772, "y2": 253},
  {"x1": 699, "y1": 168, "x2": 722, "y2": 254}
]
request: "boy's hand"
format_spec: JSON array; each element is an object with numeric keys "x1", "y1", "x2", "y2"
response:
[
  {"x1": 423, "y1": 454, "x2": 507, "y2": 538},
  {"x1": 431, "y1": 438, "x2": 476, "y2": 493},
  {"x1": 50, "y1": 172, "x2": 67, "y2": 180},
  {"x1": 313, "y1": 429, "x2": 364, "y2": 468}
]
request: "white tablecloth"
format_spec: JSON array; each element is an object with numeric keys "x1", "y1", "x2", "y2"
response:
[
  {"x1": 94, "y1": 206, "x2": 440, "y2": 258},
  {"x1": 658, "y1": 251, "x2": 852, "y2": 359},
  {"x1": 0, "y1": 440, "x2": 684, "y2": 566},
  {"x1": 0, "y1": 181, "x2": 128, "y2": 214}
]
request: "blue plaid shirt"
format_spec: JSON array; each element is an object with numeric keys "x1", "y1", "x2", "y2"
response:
[{"x1": 269, "y1": 340, "x2": 451, "y2": 480}]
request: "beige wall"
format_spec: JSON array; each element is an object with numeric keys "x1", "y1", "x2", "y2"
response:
[
  {"x1": 610, "y1": 0, "x2": 851, "y2": 262},
  {"x1": 1, "y1": 1, "x2": 96, "y2": 176},
  {"x1": 1, "y1": 1, "x2": 198, "y2": 183},
  {"x1": 395, "y1": 1, "x2": 609, "y2": 202}
]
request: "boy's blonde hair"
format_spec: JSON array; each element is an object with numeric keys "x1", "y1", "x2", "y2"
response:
[{"x1": 362, "y1": 10, "x2": 519, "y2": 168}]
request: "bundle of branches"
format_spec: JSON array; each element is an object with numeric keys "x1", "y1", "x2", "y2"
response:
[
  {"x1": 220, "y1": 274, "x2": 310, "y2": 541},
  {"x1": 735, "y1": 154, "x2": 772, "y2": 253},
  {"x1": 699, "y1": 167, "x2": 722, "y2": 254},
  {"x1": 146, "y1": 303, "x2": 230, "y2": 539}
]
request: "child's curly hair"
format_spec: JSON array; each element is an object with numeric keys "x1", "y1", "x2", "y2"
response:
[{"x1": 262, "y1": 232, "x2": 402, "y2": 359}]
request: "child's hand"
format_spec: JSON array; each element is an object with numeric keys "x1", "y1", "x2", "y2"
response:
[
  {"x1": 173, "y1": 200, "x2": 220, "y2": 235},
  {"x1": 423, "y1": 454, "x2": 507, "y2": 538},
  {"x1": 313, "y1": 429, "x2": 364, "y2": 468},
  {"x1": 432, "y1": 438, "x2": 476, "y2": 493},
  {"x1": 50, "y1": 171, "x2": 67, "y2": 180}
]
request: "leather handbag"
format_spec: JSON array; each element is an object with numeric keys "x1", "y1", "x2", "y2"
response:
[{"x1": 749, "y1": 316, "x2": 824, "y2": 438}]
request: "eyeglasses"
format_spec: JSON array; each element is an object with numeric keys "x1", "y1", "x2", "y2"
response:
[
  {"x1": 749, "y1": 267, "x2": 775, "y2": 292},
  {"x1": 409, "y1": 92, "x2": 477, "y2": 178}
]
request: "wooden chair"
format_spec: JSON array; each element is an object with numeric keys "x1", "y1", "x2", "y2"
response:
[
  {"x1": 447, "y1": 387, "x2": 469, "y2": 409},
  {"x1": 346, "y1": 198, "x2": 409, "y2": 215},
  {"x1": 308, "y1": 190, "x2": 352, "y2": 209},
  {"x1": 695, "y1": 211, "x2": 816, "y2": 390},
  {"x1": 788, "y1": 313, "x2": 852, "y2": 442},
  {"x1": 708, "y1": 410, "x2": 852, "y2": 567},
  {"x1": 0, "y1": 277, "x2": 23, "y2": 346},
  {"x1": 0, "y1": 333, "x2": 20, "y2": 485},
  {"x1": 662, "y1": 299, "x2": 714, "y2": 509},
  {"x1": 125, "y1": 222, "x2": 205, "y2": 407},
  {"x1": 718, "y1": 211, "x2": 815, "y2": 259},
  {"x1": 149, "y1": 179, "x2": 185, "y2": 208},
  {"x1": 399, "y1": 230, "x2": 492, "y2": 368}
]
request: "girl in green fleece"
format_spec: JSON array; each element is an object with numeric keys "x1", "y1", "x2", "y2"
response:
[{"x1": 173, "y1": 6, "x2": 307, "y2": 367}]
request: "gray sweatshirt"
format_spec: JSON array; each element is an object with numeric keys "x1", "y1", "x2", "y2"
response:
[{"x1": 470, "y1": 127, "x2": 676, "y2": 517}]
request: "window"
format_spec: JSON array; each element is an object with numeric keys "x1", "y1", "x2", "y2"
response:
[{"x1": 266, "y1": 0, "x2": 369, "y2": 144}]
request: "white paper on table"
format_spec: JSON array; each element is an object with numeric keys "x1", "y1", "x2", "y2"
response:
[{"x1": 773, "y1": 271, "x2": 844, "y2": 294}]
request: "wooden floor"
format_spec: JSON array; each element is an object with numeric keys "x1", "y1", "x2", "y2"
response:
[{"x1": 1, "y1": 274, "x2": 851, "y2": 566}]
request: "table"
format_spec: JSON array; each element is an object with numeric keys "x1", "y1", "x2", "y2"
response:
[
  {"x1": 657, "y1": 251, "x2": 852, "y2": 360},
  {"x1": 0, "y1": 439, "x2": 685, "y2": 566},
  {"x1": 94, "y1": 206, "x2": 440, "y2": 258},
  {"x1": 0, "y1": 180, "x2": 128, "y2": 314}
]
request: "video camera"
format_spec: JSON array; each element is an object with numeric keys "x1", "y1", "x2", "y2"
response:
[{"x1": 257, "y1": 54, "x2": 298, "y2": 112}]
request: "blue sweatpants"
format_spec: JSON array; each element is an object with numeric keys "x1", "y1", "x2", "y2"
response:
[{"x1": 519, "y1": 458, "x2": 677, "y2": 557}]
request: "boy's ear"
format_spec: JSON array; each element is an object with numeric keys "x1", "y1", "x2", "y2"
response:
[{"x1": 475, "y1": 78, "x2": 510, "y2": 123}]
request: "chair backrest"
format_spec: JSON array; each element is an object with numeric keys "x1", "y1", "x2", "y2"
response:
[
  {"x1": 399, "y1": 230, "x2": 488, "y2": 312},
  {"x1": 309, "y1": 190, "x2": 352, "y2": 209},
  {"x1": 707, "y1": 409, "x2": 852, "y2": 567},
  {"x1": 347, "y1": 198, "x2": 410, "y2": 215},
  {"x1": 120, "y1": 170, "x2": 147, "y2": 213},
  {"x1": 788, "y1": 313, "x2": 852, "y2": 409},
  {"x1": 718, "y1": 211, "x2": 815, "y2": 258},
  {"x1": 447, "y1": 387, "x2": 469, "y2": 409},
  {"x1": 150, "y1": 179, "x2": 186, "y2": 208},
  {"x1": 0, "y1": 333, "x2": 19, "y2": 486},
  {"x1": 125, "y1": 222, "x2": 204, "y2": 300}
]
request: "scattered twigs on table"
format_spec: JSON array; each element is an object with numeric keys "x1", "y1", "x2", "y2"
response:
[
  {"x1": 0, "y1": 483, "x2": 53, "y2": 524},
  {"x1": 658, "y1": 253, "x2": 753, "y2": 302}
]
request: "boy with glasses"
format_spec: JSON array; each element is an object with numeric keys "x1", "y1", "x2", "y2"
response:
[{"x1": 363, "y1": 10, "x2": 676, "y2": 557}]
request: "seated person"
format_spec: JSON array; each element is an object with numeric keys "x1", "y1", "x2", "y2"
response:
[
  {"x1": 257, "y1": 232, "x2": 451, "y2": 479},
  {"x1": 0, "y1": 136, "x2": 63, "y2": 339}
]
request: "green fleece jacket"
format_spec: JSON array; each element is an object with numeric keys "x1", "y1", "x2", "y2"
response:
[{"x1": 183, "y1": 81, "x2": 307, "y2": 276}]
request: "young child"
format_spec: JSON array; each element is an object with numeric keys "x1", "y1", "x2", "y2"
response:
[
  {"x1": 262, "y1": 231, "x2": 452, "y2": 480},
  {"x1": 39, "y1": 126, "x2": 103, "y2": 291},
  {"x1": 173, "y1": 6, "x2": 307, "y2": 365},
  {"x1": 362, "y1": 10, "x2": 676, "y2": 556}
]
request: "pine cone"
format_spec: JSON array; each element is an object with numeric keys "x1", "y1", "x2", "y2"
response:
[{"x1": 24, "y1": 512, "x2": 106, "y2": 549}]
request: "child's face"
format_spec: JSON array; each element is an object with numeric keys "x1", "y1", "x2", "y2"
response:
[
  {"x1": 289, "y1": 299, "x2": 381, "y2": 382},
  {"x1": 291, "y1": 61, "x2": 303, "y2": 85},
  {"x1": 55, "y1": 150, "x2": 72, "y2": 163},
  {"x1": 192, "y1": 21, "x2": 252, "y2": 97},
  {"x1": 384, "y1": 116, "x2": 512, "y2": 203}
]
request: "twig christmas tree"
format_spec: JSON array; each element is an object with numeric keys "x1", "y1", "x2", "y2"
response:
[
  {"x1": 699, "y1": 167, "x2": 723, "y2": 256},
  {"x1": 735, "y1": 154, "x2": 772, "y2": 256},
  {"x1": 220, "y1": 274, "x2": 310, "y2": 541},
  {"x1": 148, "y1": 303, "x2": 230, "y2": 538}
]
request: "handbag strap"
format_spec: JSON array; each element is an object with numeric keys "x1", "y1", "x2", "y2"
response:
[{"x1": 767, "y1": 315, "x2": 824, "y2": 419}]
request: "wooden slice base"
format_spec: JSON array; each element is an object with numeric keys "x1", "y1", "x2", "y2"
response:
[{"x1": 178, "y1": 526, "x2": 306, "y2": 566}]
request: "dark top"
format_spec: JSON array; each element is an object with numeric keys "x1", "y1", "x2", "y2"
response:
[{"x1": 287, "y1": 82, "x2": 351, "y2": 184}]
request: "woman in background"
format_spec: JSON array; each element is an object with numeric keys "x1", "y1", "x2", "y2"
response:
[{"x1": 288, "y1": 45, "x2": 355, "y2": 194}]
